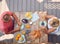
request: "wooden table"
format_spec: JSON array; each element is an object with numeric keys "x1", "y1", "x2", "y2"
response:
[{"x1": 1, "y1": 12, "x2": 60, "y2": 44}]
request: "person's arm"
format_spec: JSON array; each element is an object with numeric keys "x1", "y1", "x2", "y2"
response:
[
  {"x1": 8, "y1": 25, "x2": 20, "y2": 34},
  {"x1": 8, "y1": 13, "x2": 21, "y2": 34},
  {"x1": 12, "y1": 13, "x2": 21, "y2": 26},
  {"x1": 44, "y1": 28, "x2": 56, "y2": 34},
  {"x1": 46, "y1": 15, "x2": 55, "y2": 19}
]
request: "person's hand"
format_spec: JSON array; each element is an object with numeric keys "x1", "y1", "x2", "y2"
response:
[{"x1": 42, "y1": 28, "x2": 48, "y2": 34}]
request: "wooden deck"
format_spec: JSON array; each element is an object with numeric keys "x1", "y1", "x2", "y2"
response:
[
  {"x1": 0, "y1": 0, "x2": 60, "y2": 44},
  {"x1": 0, "y1": 12, "x2": 60, "y2": 44}
]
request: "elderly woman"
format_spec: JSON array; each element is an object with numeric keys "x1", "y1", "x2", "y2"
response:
[{"x1": 0, "y1": 11, "x2": 21, "y2": 34}]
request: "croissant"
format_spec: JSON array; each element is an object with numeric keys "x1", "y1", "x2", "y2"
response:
[{"x1": 29, "y1": 30, "x2": 41, "y2": 39}]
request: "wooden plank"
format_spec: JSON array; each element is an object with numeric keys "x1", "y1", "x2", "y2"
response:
[
  {"x1": 18, "y1": 0, "x2": 22, "y2": 11},
  {"x1": 22, "y1": 0, "x2": 27, "y2": 12},
  {"x1": 9, "y1": 0, "x2": 14, "y2": 11},
  {"x1": 30, "y1": 0, "x2": 35, "y2": 11},
  {"x1": 13, "y1": 0, "x2": 18, "y2": 12},
  {"x1": 56, "y1": 10, "x2": 60, "y2": 18},
  {"x1": 26, "y1": 0, "x2": 31, "y2": 11},
  {"x1": 35, "y1": 0, "x2": 40, "y2": 11}
]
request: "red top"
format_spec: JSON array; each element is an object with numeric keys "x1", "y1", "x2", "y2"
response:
[{"x1": 0, "y1": 11, "x2": 14, "y2": 34}]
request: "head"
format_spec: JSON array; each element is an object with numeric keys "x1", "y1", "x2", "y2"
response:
[
  {"x1": 49, "y1": 17, "x2": 59, "y2": 28},
  {"x1": 3, "y1": 14, "x2": 10, "y2": 22}
]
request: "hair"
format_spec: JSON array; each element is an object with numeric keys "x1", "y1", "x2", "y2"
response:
[
  {"x1": 3, "y1": 14, "x2": 10, "y2": 22},
  {"x1": 50, "y1": 18, "x2": 59, "y2": 27}
]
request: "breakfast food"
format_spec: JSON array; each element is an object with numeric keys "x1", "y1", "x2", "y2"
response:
[
  {"x1": 38, "y1": 11, "x2": 47, "y2": 20},
  {"x1": 29, "y1": 30, "x2": 41, "y2": 40},
  {"x1": 22, "y1": 19, "x2": 28, "y2": 24},
  {"x1": 17, "y1": 35, "x2": 26, "y2": 43},
  {"x1": 25, "y1": 24, "x2": 31, "y2": 29},
  {"x1": 16, "y1": 34, "x2": 21, "y2": 41},
  {"x1": 25, "y1": 12, "x2": 32, "y2": 19}
]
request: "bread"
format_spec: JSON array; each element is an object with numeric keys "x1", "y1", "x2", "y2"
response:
[
  {"x1": 29, "y1": 30, "x2": 41, "y2": 39},
  {"x1": 38, "y1": 11, "x2": 47, "y2": 20}
]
